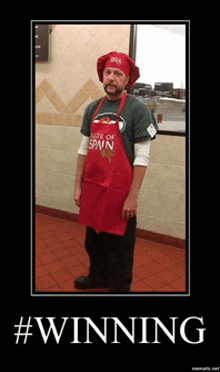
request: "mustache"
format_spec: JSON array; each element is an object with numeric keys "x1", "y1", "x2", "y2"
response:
[{"x1": 104, "y1": 85, "x2": 123, "y2": 96}]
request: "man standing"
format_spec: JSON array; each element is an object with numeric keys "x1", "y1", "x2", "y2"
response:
[{"x1": 74, "y1": 51, "x2": 158, "y2": 292}]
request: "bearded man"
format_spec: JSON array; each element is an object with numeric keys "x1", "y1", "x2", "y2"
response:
[{"x1": 74, "y1": 51, "x2": 158, "y2": 292}]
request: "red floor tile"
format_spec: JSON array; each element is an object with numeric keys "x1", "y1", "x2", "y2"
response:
[
  {"x1": 68, "y1": 264, "x2": 88, "y2": 279},
  {"x1": 169, "y1": 278, "x2": 186, "y2": 292},
  {"x1": 35, "y1": 213, "x2": 186, "y2": 293},
  {"x1": 144, "y1": 273, "x2": 166, "y2": 290},
  {"x1": 55, "y1": 248, "x2": 73, "y2": 260},
  {"x1": 156, "y1": 255, "x2": 176, "y2": 269},
  {"x1": 59, "y1": 280, "x2": 76, "y2": 292},
  {"x1": 60, "y1": 255, "x2": 81, "y2": 268},
  {"x1": 37, "y1": 230, "x2": 55, "y2": 240},
  {"x1": 68, "y1": 243, "x2": 85, "y2": 255},
  {"x1": 156, "y1": 284, "x2": 175, "y2": 292},
  {"x1": 74, "y1": 252, "x2": 89, "y2": 264},
  {"x1": 37, "y1": 252, "x2": 58, "y2": 265},
  {"x1": 146, "y1": 249, "x2": 164, "y2": 260},
  {"x1": 168, "y1": 264, "x2": 186, "y2": 278},
  {"x1": 35, "y1": 243, "x2": 51, "y2": 256},
  {"x1": 45, "y1": 284, "x2": 62, "y2": 292},
  {"x1": 145, "y1": 261, "x2": 163, "y2": 275},
  {"x1": 63, "y1": 239, "x2": 81, "y2": 249},
  {"x1": 43, "y1": 236, "x2": 60, "y2": 246},
  {"x1": 52, "y1": 269, "x2": 73, "y2": 284},
  {"x1": 35, "y1": 256, "x2": 42, "y2": 268},
  {"x1": 36, "y1": 274, "x2": 57, "y2": 291},
  {"x1": 49, "y1": 242, "x2": 67, "y2": 253},
  {"x1": 156, "y1": 269, "x2": 179, "y2": 285},
  {"x1": 134, "y1": 265, "x2": 153, "y2": 280},
  {"x1": 36, "y1": 265, "x2": 49, "y2": 278},
  {"x1": 135, "y1": 239, "x2": 153, "y2": 252},
  {"x1": 44, "y1": 261, "x2": 66, "y2": 274},
  {"x1": 134, "y1": 253, "x2": 153, "y2": 265},
  {"x1": 57, "y1": 233, "x2": 73, "y2": 243},
  {"x1": 131, "y1": 280, "x2": 153, "y2": 292}
]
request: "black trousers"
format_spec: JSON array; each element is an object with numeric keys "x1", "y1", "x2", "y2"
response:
[{"x1": 84, "y1": 216, "x2": 137, "y2": 292}]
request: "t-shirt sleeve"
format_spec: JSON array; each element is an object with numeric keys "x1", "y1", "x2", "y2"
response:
[
  {"x1": 80, "y1": 104, "x2": 92, "y2": 137},
  {"x1": 80, "y1": 98, "x2": 103, "y2": 137},
  {"x1": 132, "y1": 103, "x2": 159, "y2": 142}
]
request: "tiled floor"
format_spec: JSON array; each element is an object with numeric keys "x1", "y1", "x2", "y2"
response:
[{"x1": 35, "y1": 213, "x2": 186, "y2": 293}]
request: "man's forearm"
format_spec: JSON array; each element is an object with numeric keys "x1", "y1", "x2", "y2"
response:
[
  {"x1": 128, "y1": 165, "x2": 147, "y2": 197},
  {"x1": 75, "y1": 154, "x2": 87, "y2": 188},
  {"x1": 122, "y1": 165, "x2": 147, "y2": 220},
  {"x1": 74, "y1": 154, "x2": 87, "y2": 207}
]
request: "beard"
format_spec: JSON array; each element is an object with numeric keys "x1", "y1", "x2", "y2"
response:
[{"x1": 104, "y1": 84, "x2": 124, "y2": 97}]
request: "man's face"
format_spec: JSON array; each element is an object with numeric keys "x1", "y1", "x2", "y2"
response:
[{"x1": 103, "y1": 67, "x2": 129, "y2": 97}]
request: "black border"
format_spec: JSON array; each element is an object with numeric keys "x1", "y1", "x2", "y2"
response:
[{"x1": 8, "y1": 19, "x2": 220, "y2": 372}]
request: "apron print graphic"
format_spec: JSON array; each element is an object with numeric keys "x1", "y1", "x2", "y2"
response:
[{"x1": 89, "y1": 130, "x2": 116, "y2": 163}]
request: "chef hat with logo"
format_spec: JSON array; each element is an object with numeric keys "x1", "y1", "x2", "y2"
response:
[{"x1": 97, "y1": 51, "x2": 140, "y2": 87}]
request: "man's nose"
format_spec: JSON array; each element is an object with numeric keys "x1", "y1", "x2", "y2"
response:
[{"x1": 108, "y1": 73, "x2": 115, "y2": 81}]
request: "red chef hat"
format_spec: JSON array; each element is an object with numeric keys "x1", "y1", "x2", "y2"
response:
[{"x1": 97, "y1": 51, "x2": 140, "y2": 87}]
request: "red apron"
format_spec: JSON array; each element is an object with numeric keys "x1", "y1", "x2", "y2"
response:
[{"x1": 79, "y1": 92, "x2": 132, "y2": 236}]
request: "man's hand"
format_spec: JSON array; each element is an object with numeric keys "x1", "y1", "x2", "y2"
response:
[
  {"x1": 74, "y1": 186, "x2": 82, "y2": 207},
  {"x1": 122, "y1": 194, "x2": 138, "y2": 221}
]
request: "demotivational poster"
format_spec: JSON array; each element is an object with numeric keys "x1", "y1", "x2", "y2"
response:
[{"x1": 5, "y1": 20, "x2": 219, "y2": 372}]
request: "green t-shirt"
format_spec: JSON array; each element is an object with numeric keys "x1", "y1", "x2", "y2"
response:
[{"x1": 80, "y1": 94, "x2": 159, "y2": 166}]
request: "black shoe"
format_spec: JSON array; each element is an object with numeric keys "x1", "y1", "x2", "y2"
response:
[{"x1": 74, "y1": 276, "x2": 108, "y2": 289}]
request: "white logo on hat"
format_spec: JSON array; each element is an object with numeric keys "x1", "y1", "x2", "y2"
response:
[{"x1": 110, "y1": 57, "x2": 122, "y2": 65}]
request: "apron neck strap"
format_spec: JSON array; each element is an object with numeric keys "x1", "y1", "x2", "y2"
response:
[
  {"x1": 92, "y1": 95, "x2": 107, "y2": 122},
  {"x1": 92, "y1": 91, "x2": 127, "y2": 123}
]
